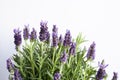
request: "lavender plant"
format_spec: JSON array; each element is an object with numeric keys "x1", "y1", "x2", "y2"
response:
[{"x1": 7, "y1": 21, "x2": 118, "y2": 80}]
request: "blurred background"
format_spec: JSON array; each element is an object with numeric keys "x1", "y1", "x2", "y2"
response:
[{"x1": 0, "y1": 0, "x2": 120, "y2": 80}]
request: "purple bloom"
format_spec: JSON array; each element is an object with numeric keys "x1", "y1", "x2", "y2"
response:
[
  {"x1": 14, "y1": 28, "x2": 22, "y2": 46},
  {"x1": 69, "y1": 42, "x2": 76, "y2": 55},
  {"x1": 14, "y1": 69, "x2": 22, "y2": 80},
  {"x1": 59, "y1": 34, "x2": 63, "y2": 44},
  {"x1": 112, "y1": 72, "x2": 118, "y2": 80},
  {"x1": 30, "y1": 28, "x2": 37, "y2": 41},
  {"x1": 6, "y1": 58, "x2": 14, "y2": 72},
  {"x1": 96, "y1": 60, "x2": 108, "y2": 80},
  {"x1": 46, "y1": 31, "x2": 50, "y2": 42},
  {"x1": 52, "y1": 25, "x2": 58, "y2": 47},
  {"x1": 60, "y1": 51, "x2": 68, "y2": 63},
  {"x1": 63, "y1": 30, "x2": 72, "y2": 47},
  {"x1": 39, "y1": 21, "x2": 50, "y2": 42},
  {"x1": 23, "y1": 24, "x2": 29, "y2": 40},
  {"x1": 54, "y1": 72, "x2": 61, "y2": 80},
  {"x1": 52, "y1": 33, "x2": 58, "y2": 47},
  {"x1": 52, "y1": 25, "x2": 58, "y2": 33},
  {"x1": 86, "y1": 42, "x2": 95, "y2": 60}
]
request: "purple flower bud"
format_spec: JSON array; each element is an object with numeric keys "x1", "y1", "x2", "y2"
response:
[
  {"x1": 39, "y1": 21, "x2": 50, "y2": 42},
  {"x1": 14, "y1": 28, "x2": 22, "y2": 46},
  {"x1": 30, "y1": 28, "x2": 37, "y2": 41},
  {"x1": 60, "y1": 51, "x2": 68, "y2": 63},
  {"x1": 86, "y1": 42, "x2": 95, "y2": 60},
  {"x1": 52, "y1": 25, "x2": 58, "y2": 33},
  {"x1": 112, "y1": 72, "x2": 118, "y2": 80},
  {"x1": 54, "y1": 72, "x2": 61, "y2": 80},
  {"x1": 59, "y1": 34, "x2": 63, "y2": 44},
  {"x1": 63, "y1": 30, "x2": 72, "y2": 47},
  {"x1": 14, "y1": 69, "x2": 22, "y2": 80},
  {"x1": 52, "y1": 25, "x2": 58, "y2": 47},
  {"x1": 96, "y1": 60, "x2": 108, "y2": 80},
  {"x1": 69, "y1": 42, "x2": 76, "y2": 55},
  {"x1": 23, "y1": 24, "x2": 29, "y2": 40},
  {"x1": 52, "y1": 33, "x2": 58, "y2": 47},
  {"x1": 40, "y1": 21, "x2": 48, "y2": 29},
  {"x1": 6, "y1": 58, "x2": 14, "y2": 72},
  {"x1": 46, "y1": 31, "x2": 50, "y2": 42}
]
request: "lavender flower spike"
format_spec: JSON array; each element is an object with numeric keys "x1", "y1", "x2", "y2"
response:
[
  {"x1": 52, "y1": 25, "x2": 58, "y2": 47},
  {"x1": 63, "y1": 30, "x2": 72, "y2": 47},
  {"x1": 30, "y1": 28, "x2": 37, "y2": 41},
  {"x1": 23, "y1": 24, "x2": 29, "y2": 40},
  {"x1": 14, "y1": 69, "x2": 22, "y2": 80},
  {"x1": 59, "y1": 34, "x2": 63, "y2": 44},
  {"x1": 54, "y1": 72, "x2": 61, "y2": 80},
  {"x1": 39, "y1": 21, "x2": 50, "y2": 42},
  {"x1": 14, "y1": 28, "x2": 22, "y2": 46},
  {"x1": 112, "y1": 72, "x2": 118, "y2": 80},
  {"x1": 60, "y1": 51, "x2": 68, "y2": 63},
  {"x1": 6, "y1": 58, "x2": 14, "y2": 72},
  {"x1": 96, "y1": 60, "x2": 108, "y2": 80},
  {"x1": 52, "y1": 25, "x2": 58, "y2": 33},
  {"x1": 69, "y1": 42, "x2": 76, "y2": 55},
  {"x1": 86, "y1": 42, "x2": 95, "y2": 60}
]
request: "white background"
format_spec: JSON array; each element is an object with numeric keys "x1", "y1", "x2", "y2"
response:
[{"x1": 0, "y1": 0, "x2": 120, "y2": 80}]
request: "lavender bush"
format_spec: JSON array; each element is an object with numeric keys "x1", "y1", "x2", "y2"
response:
[{"x1": 7, "y1": 21, "x2": 118, "y2": 80}]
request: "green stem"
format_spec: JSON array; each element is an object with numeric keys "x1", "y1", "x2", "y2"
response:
[
  {"x1": 30, "y1": 42, "x2": 35, "y2": 77},
  {"x1": 39, "y1": 42, "x2": 44, "y2": 79},
  {"x1": 52, "y1": 47, "x2": 56, "y2": 63},
  {"x1": 17, "y1": 48, "x2": 26, "y2": 78},
  {"x1": 52, "y1": 48, "x2": 56, "y2": 74},
  {"x1": 55, "y1": 46, "x2": 62, "y2": 64},
  {"x1": 60, "y1": 64, "x2": 64, "y2": 75},
  {"x1": 83, "y1": 63, "x2": 88, "y2": 80},
  {"x1": 68, "y1": 55, "x2": 72, "y2": 68}
]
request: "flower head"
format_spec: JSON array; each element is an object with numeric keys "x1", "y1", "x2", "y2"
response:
[
  {"x1": 52, "y1": 25, "x2": 58, "y2": 47},
  {"x1": 52, "y1": 25, "x2": 58, "y2": 33},
  {"x1": 54, "y1": 72, "x2": 61, "y2": 80},
  {"x1": 60, "y1": 51, "x2": 68, "y2": 63},
  {"x1": 6, "y1": 58, "x2": 14, "y2": 72},
  {"x1": 59, "y1": 34, "x2": 63, "y2": 44},
  {"x1": 96, "y1": 60, "x2": 108, "y2": 80},
  {"x1": 23, "y1": 24, "x2": 29, "y2": 40},
  {"x1": 30, "y1": 28, "x2": 37, "y2": 41},
  {"x1": 86, "y1": 42, "x2": 95, "y2": 60},
  {"x1": 63, "y1": 30, "x2": 72, "y2": 47},
  {"x1": 112, "y1": 72, "x2": 118, "y2": 80},
  {"x1": 14, "y1": 69, "x2": 22, "y2": 80},
  {"x1": 14, "y1": 28, "x2": 22, "y2": 50},
  {"x1": 14, "y1": 28, "x2": 22, "y2": 46},
  {"x1": 69, "y1": 42, "x2": 76, "y2": 55},
  {"x1": 39, "y1": 21, "x2": 50, "y2": 42}
]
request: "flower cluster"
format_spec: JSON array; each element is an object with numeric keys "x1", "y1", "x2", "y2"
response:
[
  {"x1": 63, "y1": 30, "x2": 72, "y2": 47},
  {"x1": 7, "y1": 21, "x2": 118, "y2": 80},
  {"x1": 14, "y1": 69, "x2": 22, "y2": 80},
  {"x1": 86, "y1": 42, "x2": 95, "y2": 60},
  {"x1": 54, "y1": 72, "x2": 61, "y2": 80},
  {"x1": 112, "y1": 72, "x2": 118, "y2": 80},
  {"x1": 69, "y1": 42, "x2": 76, "y2": 55},
  {"x1": 96, "y1": 60, "x2": 108, "y2": 80},
  {"x1": 30, "y1": 28, "x2": 37, "y2": 41},
  {"x1": 52, "y1": 25, "x2": 58, "y2": 47},
  {"x1": 39, "y1": 21, "x2": 50, "y2": 42},
  {"x1": 60, "y1": 51, "x2": 68, "y2": 63},
  {"x1": 13, "y1": 28, "x2": 22, "y2": 50},
  {"x1": 7, "y1": 58, "x2": 22, "y2": 80},
  {"x1": 7, "y1": 58, "x2": 14, "y2": 72},
  {"x1": 58, "y1": 34, "x2": 63, "y2": 44},
  {"x1": 23, "y1": 24, "x2": 29, "y2": 40}
]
